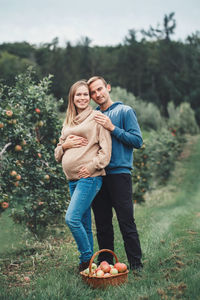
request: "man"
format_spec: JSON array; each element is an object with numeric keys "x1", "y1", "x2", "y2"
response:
[{"x1": 87, "y1": 76, "x2": 143, "y2": 270}]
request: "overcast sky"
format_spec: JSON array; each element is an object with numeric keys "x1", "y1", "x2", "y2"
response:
[{"x1": 0, "y1": 0, "x2": 200, "y2": 46}]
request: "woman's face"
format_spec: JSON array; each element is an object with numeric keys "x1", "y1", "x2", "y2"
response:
[{"x1": 74, "y1": 85, "x2": 90, "y2": 113}]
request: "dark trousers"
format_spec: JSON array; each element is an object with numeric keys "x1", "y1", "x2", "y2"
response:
[{"x1": 92, "y1": 173, "x2": 142, "y2": 268}]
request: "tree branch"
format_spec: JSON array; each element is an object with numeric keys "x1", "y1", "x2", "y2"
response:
[{"x1": 0, "y1": 142, "x2": 12, "y2": 158}]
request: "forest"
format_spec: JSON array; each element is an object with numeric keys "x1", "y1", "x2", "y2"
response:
[{"x1": 0, "y1": 13, "x2": 200, "y2": 124}]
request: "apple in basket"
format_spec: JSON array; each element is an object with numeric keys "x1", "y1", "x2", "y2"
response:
[
  {"x1": 120, "y1": 263, "x2": 127, "y2": 272},
  {"x1": 100, "y1": 261, "x2": 109, "y2": 267},
  {"x1": 84, "y1": 268, "x2": 89, "y2": 275},
  {"x1": 100, "y1": 261, "x2": 111, "y2": 273},
  {"x1": 91, "y1": 263, "x2": 97, "y2": 270},
  {"x1": 104, "y1": 273, "x2": 111, "y2": 278},
  {"x1": 110, "y1": 268, "x2": 118, "y2": 275},
  {"x1": 83, "y1": 267, "x2": 95, "y2": 275},
  {"x1": 114, "y1": 262, "x2": 127, "y2": 273},
  {"x1": 95, "y1": 266, "x2": 101, "y2": 272},
  {"x1": 96, "y1": 269, "x2": 104, "y2": 277}
]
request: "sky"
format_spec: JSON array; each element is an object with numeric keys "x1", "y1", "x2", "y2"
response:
[{"x1": 0, "y1": 0, "x2": 200, "y2": 47}]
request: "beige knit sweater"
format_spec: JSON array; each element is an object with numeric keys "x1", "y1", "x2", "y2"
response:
[{"x1": 54, "y1": 106, "x2": 112, "y2": 180}]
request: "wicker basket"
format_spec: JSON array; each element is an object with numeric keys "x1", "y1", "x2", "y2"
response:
[{"x1": 80, "y1": 249, "x2": 129, "y2": 288}]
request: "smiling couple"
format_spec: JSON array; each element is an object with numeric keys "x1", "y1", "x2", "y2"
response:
[{"x1": 54, "y1": 76, "x2": 143, "y2": 273}]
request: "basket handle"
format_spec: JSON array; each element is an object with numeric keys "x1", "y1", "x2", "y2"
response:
[{"x1": 88, "y1": 249, "x2": 119, "y2": 277}]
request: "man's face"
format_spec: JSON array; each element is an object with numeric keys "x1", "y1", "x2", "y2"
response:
[{"x1": 89, "y1": 79, "x2": 111, "y2": 107}]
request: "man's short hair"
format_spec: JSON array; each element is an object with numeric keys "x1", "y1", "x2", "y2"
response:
[{"x1": 87, "y1": 76, "x2": 108, "y2": 87}]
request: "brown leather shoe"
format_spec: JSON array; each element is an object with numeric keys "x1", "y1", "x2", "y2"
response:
[{"x1": 79, "y1": 260, "x2": 91, "y2": 272}]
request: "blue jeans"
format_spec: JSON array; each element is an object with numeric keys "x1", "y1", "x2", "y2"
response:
[{"x1": 65, "y1": 177, "x2": 102, "y2": 263}]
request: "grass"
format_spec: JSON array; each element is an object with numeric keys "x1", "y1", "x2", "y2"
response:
[{"x1": 0, "y1": 135, "x2": 200, "y2": 299}]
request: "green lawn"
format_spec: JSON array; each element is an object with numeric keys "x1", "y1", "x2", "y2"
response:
[{"x1": 0, "y1": 135, "x2": 200, "y2": 300}]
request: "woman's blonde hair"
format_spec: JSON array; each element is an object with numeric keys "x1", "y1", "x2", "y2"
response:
[{"x1": 63, "y1": 80, "x2": 89, "y2": 126}]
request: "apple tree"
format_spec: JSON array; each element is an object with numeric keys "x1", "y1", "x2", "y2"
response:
[{"x1": 0, "y1": 68, "x2": 68, "y2": 234}]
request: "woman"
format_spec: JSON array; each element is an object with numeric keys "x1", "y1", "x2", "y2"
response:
[{"x1": 54, "y1": 80, "x2": 111, "y2": 272}]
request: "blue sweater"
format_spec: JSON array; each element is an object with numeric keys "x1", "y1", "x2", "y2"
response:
[{"x1": 96, "y1": 102, "x2": 143, "y2": 174}]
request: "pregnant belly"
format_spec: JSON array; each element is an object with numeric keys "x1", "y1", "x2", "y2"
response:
[{"x1": 61, "y1": 148, "x2": 91, "y2": 178}]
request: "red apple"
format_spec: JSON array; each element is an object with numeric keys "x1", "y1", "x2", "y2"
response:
[
  {"x1": 114, "y1": 262, "x2": 127, "y2": 273},
  {"x1": 100, "y1": 261, "x2": 108, "y2": 265},
  {"x1": 100, "y1": 261, "x2": 109, "y2": 268},
  {"x1": 114, "y1": 262, "x2": 122, "y2": 270},
  {"x1": 15, "y1": 145, "x2": 22, "y2": 152},
  {"x1": 100, "y1": 263, "x2": 111, "y2": 273},
  {"x1": 120, "y1": 263, "x2": 127, "y2": 272},
  {"x1": 6, "y1": 110, "x2": 13, "y2": 117},
  {"x1": 1, "y1": 202, "x2": 9, "y2": 209},
  {"x1": 35, "y1": 108, "x2": 41, "y2": 114},
  {"x1": 16, "y1": 174, "x2": 21, "y2": 181},
  {"x1": 0, "y1": 123, "x2": 4, "y2": 128},
  {"x1": 10, "y1": 170, "x2": 17, "y2": 176},
  {"x1": 24, "y1": 276, "x2": 30, "y2": 282}
]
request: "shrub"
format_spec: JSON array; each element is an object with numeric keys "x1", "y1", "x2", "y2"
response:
[
  {"x1": 134, "y1": 101, "x2": 164, "y2": 131},
  {"x1": 132, "y1": 143, "x2": 150, "y2": 203},
  {"x1": 167, "y1": 101, "x2": 199, "y2": 135},
  {"x1": 147, "y1": 128, "x2": 183, "y2": 186}
]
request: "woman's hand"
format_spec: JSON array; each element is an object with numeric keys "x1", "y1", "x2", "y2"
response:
[
  {"x1": 62, "y1": 135, "x2": 88, "y2": 150},
  {"x1": 78, "y1": 166, "x2": 91, "y2": 178}
]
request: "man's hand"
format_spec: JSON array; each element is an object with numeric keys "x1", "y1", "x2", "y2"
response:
[
  {"x1": 62, "y1": 135, "x2": 88, "y2": 150},
  {"x1": 94, "y1": 113, "x2": 115, "y2": 131},
  {"x1": 78, "y1": 166, "x2": 91, "y2": 178}
]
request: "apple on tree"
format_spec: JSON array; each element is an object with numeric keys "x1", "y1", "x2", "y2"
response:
[
  {"x1": 15, "y1": 145, "x2": 22, "y2": 152},
  {"x1": 6, "y1": 110, "x2": 13, "y2": 117},
  {"x1": 35, "y1": 108, "x2": 41, "y2": 114},
  {"x1": 16, "y1": 174, "x2": 21, "y2": 181},
  {"x1": 1, "y1": 202, "x2": 9, "y2": 209},
  {"x1": 10, "y1": 170, "x2": 17, "y2": 176},
  {"x1": 44, "y1": 174, "x2": 50, "y2": 181}
]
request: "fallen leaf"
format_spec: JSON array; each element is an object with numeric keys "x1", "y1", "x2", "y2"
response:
[
  {"x1": 176, "y1": 260, "x2": 185, "y2": 267},
  {"x1": 187, "y1": 230, "x2": 197, "y2": 235}
]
